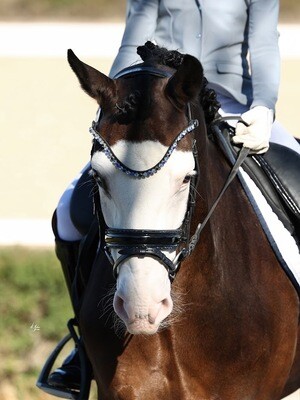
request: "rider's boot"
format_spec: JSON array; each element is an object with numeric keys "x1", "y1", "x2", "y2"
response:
[{"x1": 47, "y1": 211, "x2": 82, "y2": 391}]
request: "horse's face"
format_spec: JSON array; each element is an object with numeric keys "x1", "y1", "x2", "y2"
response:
[
  {"x1": 68, "y1": 49, "x2": 203, "y2": 334},
  {"x1": 91, "y1": 140, "x2": 195, "y2": 334}
]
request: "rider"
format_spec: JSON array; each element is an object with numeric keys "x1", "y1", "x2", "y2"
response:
[{"x1": 47, "y1": 0, "x2": 300, "y2": 392}]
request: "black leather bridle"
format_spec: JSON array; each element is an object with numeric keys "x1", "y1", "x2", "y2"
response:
[
  {"x1": 90, "y1": 65, "x2": 201, "y2": 280},
  {"x1": 102, "y1": 137, "x2": 199, "y2": 281},
  {"x1": 90, "y1": 65, "x2": 249, "y2": 281}
]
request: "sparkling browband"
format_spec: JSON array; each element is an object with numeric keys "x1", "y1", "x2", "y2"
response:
[{"x1": 89, "y1": 119, "x2": 199, "y2": 179}]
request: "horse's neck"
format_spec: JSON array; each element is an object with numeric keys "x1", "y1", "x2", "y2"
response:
[
  {"x1": 186, "y1": 135, "x2": 259, "y2": 284},
  {"x1": 191, "y1": 125, "x2": 228, "y2": 224}
]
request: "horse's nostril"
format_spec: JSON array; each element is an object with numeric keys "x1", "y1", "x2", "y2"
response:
[
  {"x1": 113, "y1": 295, "x2": 128, "y2": 321},
  {"x1": 115, "y1": 295, "x2": 124, "y2": 309},
  {"x1": 162, "y1": 298, "x2": 170, "y2": 307},
  {"x1": 160, "y1": 297, "x2": 173, "y2": 314}
]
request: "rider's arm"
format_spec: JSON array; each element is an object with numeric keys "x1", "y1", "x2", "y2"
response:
[
  {"x1": 109, "y1": 0, "x2": 159, "y2": 78},
  {"x1": 248, "y1": 0, "x2": 280, "y2": 111},
  {"x1": 234, "y1": 0, "x2": 279, "y2": 154}
]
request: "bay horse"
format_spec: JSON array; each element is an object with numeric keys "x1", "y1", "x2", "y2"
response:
[{"x1": 67, "y1": 43, "x2": 300, "y2": 399}]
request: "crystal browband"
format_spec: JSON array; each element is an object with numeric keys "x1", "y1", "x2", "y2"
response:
[{"x1": 89, "y1": 119, "x2": 199, "y2": 179}]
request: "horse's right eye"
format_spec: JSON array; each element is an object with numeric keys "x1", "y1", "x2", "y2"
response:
[
  {"x1": 92, "y1": 170, "x2": 103, "y2": 186},
  {"x1": 91, "y1": 170, "x2": 110, "y2": 196}
]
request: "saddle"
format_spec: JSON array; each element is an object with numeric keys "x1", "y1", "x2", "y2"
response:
[
  {"x1": 213, "y1": 122, "x2": 300, "y2": 245},
  {"x1": 245, "y1": 144, "x2": 300, "y2": 239},
  {"x1": 70, "y1": 124, "x2": 300, "y2": 259}
]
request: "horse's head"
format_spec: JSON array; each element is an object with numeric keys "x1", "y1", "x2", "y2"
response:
[{"x1": 68, "y1": 44, "x2": 204, "y2": 334}]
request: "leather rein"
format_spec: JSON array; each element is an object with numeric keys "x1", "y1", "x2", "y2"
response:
[{"x1": 90, "y1": 66, "x2": 249, "y2": 281}]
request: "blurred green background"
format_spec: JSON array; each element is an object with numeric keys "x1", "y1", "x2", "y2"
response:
[{"x1": 0, "y1": 248, "x2": 77, "y2": 399}]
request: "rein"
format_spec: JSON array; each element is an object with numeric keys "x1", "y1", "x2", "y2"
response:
[
  {"x1": 90, "y1": 65, "x2": 250, "y2": 281},
  {"x1": 174, "y1": 117, "x2": 250, "y2": 266}
]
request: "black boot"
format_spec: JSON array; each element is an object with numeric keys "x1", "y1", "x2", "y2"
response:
[
  {"x1": 47, "y1": 211, "x2": 82, "y2": 391},
  {"x1": 48, "y1": 347, "x2": 81, "y2": 390}
]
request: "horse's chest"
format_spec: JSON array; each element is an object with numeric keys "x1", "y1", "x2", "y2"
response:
[{"x1": 107, "y1": 340, "x2": 206, "y2": 400}]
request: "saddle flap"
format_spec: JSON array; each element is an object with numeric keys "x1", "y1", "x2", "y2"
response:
[
  {"x1": 257, "y1": 144, "x2": 300, "y2": 218},
  {"x1": 213, "y1": 122, "x2": 300, "y2": 240}
]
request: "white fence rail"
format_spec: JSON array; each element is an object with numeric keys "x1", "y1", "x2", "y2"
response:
[{"x1": 0, "y1": 22, "x2": 299, "y2": 58}]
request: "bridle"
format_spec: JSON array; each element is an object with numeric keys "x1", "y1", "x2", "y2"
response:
[{"x1": 90, "y1": 65, "x2": 249, "y2": 281}]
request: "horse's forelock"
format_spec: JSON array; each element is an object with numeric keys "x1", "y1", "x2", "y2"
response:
[
  {"x1": 110, "y1": 73, "x2": 165, "y2": 125},
  {"x1": 108, "y1": 42, "x2": 184, "y2": 125},
  {"x1": 112, "y1": 89, "x2": 144, "y2": 124},
  {"x1": 97, "y1": 43, "x2": 219, "y2": 142},
  {"x1": 137, "y1": 42, "x2": 220, "y2": 124}
]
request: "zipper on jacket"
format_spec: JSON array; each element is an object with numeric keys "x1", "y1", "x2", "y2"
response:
[{"x1": 194, "y1": 0, "x2": 203, "y2": 60}]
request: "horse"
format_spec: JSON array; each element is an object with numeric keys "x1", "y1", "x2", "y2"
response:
[{"x1": 66, "y1": 43, "x2": 300, "y2": 399}]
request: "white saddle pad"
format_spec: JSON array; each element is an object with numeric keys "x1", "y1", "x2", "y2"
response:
[{"x1": 240, "y1": 168, "x2": 300, "y2": 293}]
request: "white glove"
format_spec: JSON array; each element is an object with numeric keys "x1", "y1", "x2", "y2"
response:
[{"x1": 233, "y1": 106, "x2": 274, "y2": 154}]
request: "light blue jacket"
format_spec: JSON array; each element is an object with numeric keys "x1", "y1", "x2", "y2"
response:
[{"x1": 109, "y1": 0, "x2": 280, "y2": 111}]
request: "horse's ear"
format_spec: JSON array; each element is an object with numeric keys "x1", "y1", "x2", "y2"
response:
[
  {"x1": 67, "y1": 49, "x2": 116, "y2": 109},
  {"x1": 165, "y1": 55, "x2": 203, "y2": 109}
]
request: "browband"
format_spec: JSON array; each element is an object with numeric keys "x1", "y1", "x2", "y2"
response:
[
  {"x1": 89, "y1": 118, "x2": 199, "y2": 179},
  {"x1": 113, "y1": 64, "x2": 173, "y2": 80}
]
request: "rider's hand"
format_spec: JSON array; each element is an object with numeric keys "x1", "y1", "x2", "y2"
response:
[{"x1": 233, "y1": 106, "x2": 274, "y2": 154}]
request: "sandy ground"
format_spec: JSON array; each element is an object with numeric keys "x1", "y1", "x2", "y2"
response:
[
  {"x1": 0, "y1": 23, "x2": 300, "y2": 245},
  {"x1": 0, "y1": 56, "x2": 111, "y2": 221},
  {"x1": 0, "y1": 56, "x2": 299, "y2": 223}
]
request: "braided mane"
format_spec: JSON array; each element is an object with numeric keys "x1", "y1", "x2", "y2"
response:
[
  {"x1": 137, "y1": 41, "x2": 185, "y2": 70},
  {"x1": 114, "y1": 41, "x2": 220, "y2": 125}
]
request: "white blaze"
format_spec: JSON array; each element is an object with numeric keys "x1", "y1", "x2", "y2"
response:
[{"x1": 91, "y1": 140, "x2": 195, "y2": 334}]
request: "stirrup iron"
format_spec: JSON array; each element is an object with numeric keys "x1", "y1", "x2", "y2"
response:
[{"x1": 36, "y1": 318, "x2": 92, "y2": 400}]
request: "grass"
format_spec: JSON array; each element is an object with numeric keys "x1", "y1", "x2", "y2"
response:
[
  {"x1": 0, "y1": 246, "x2": 80, "y2": 400},
  {"x1": 0, "y1": 246, "x2": 72, "y2": 346}
]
